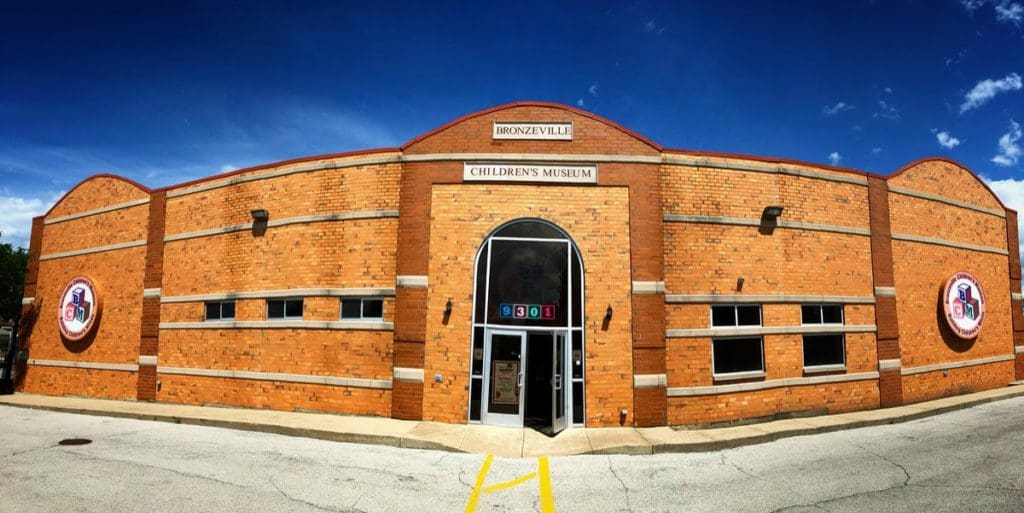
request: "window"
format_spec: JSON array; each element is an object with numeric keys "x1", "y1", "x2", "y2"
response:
[
  {"x1": 205, "y1": 301, "x2": 235, "y2": 321},
  {"x1": 267, "y1": 298, "x2": 303, "y2": 320},
  {"x1": 801, "y1": 304, "x2": 845, "y2": 371},
  {"x1": 710, "y1": 305, "x2": 764, "y2": 379},
  {"x1": 712, "y1": 337, "x2": 764, "y2": 377},
  {"x1": 711, "y1": 305, "x2": 761, "y2": 327},
  {"x1": 341, "y1": 298, "x2": 384, "y2": 320}
]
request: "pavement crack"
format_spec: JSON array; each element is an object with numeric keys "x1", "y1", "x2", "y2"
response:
[
  {"x1": 847, "y1": 442, "x2": 911, "y2": 487},
  {"x1": 607, "y1": 456, "x2": 635, "y2": 513},
  {"x1": 270, "y1": 477, "x2": 361, "y2": 513},
  {"x1": 57, "y1": 448, "x2": 256, "y2": 490}
]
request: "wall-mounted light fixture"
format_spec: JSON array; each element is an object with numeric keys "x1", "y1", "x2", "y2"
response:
[
  {"x1": 736, "y1": 277, "x2": 745, "y2": 291},
  {"x1": 759, "y1": 205, "x2": 784, "y2": 235},
  {"x1": 251, "y1": 209, "x2": 269, "y2": 222},
  {"x1": 605, "y1": 304, "x2": 613, "y2": 321},
  {"x1": 444, "y1": 298, "x2": 453, "y2": 317},
  {"x1": 762, "y1": 206, "x2": 784, "y2": 219}
]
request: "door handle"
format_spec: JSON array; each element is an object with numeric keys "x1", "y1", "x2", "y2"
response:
[
  {"x1": 552, "y1": 374, "x2": 562, "y2": 390},
  {"x1": 517, "y1": 371, "x2": 524, "y2": 389}
]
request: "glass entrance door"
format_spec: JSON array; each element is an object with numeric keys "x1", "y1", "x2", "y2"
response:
[
  {"x1": 482, "y1": 329, "x2": 526, "y2": 427},
  {"x1": 552, "y1": 332, "x2": 567, "y2": 434}
]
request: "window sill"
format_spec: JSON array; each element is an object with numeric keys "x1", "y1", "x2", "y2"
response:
[
  {"x1": 803, "y1": 364, "x2": 847, "y2": 374},
  {"x1": 712, "y1": 370, "x2": 766, "y2": 382}
]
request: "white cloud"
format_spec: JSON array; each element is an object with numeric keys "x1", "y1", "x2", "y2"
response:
[
  {"x1": 588, "y1": 84, "x2": 599, "y2": 97},
  {"x1": 960, "y1": 73, "x2": 1022, "y2": 113},
  {"x1": 983, "y1": 174, "x2": 1024, "y2": 285},
  {"x1": 822, "y1": 102, "x2": 855, "y2": 116},
  {"x1": 874, "y1": 100, "x2": 900, "y2": 120},
  {"x1": 946, "y1": 48, "x2": 967, "y2": 67},
  {"x1": 828, "y1": 152, "x2": 842, "y2": 166},
  {"x1": 996, "y1": 1, "x2": 1024, "y2": 24},
  {"x1": 219, "y1": 164, "x2": 238, "y2": 173},
  {"x1": 884, "y1": 87, "x2": 893, "y2": 94},
  {"x1": 0, "y1": 192, "x2": 62, "y2": 250},
  {"x1": 872, "y1": 147, "x2": 882, "y2": 155},
  {"x1": 643, "y1": 20, "x2": 665, "y2": 34},
  {"x1": 962, "y1": 0, "x2": 986, "y2": 10},
  {"x1": 936, "y1": 131, "x2": 962, "y2": 149},
  {"x1": 992, "y1": 120, "x2": 1022, "y2": 166}
]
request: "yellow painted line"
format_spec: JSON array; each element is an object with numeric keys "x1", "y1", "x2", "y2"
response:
[
  {"x1": 481, "y1": 472, "x2": 537, "y2": 494},
  {"x1": 538, "y1": 456, "x2": 556, "y2": 513},
  {"x1": 464, "y1": 454, "x2": 494, "y2": 513}
]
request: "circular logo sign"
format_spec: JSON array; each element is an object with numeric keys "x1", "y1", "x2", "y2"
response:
[
  {"x1": 58, "y1": 276, "x2": 101, "y2": 341},
  {"x1": 941, "y1": 271, "x2": 986, "y2": 339}
]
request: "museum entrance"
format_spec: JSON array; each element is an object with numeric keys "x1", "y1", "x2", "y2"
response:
[
  {"x1": 481, "y1": 329, "x2": 567, "y2": 434},
  {"x1": 468, "y1": 219, "x2": 584, "y2": 433}
]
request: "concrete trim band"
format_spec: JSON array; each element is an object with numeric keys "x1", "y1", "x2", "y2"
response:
[
  {"x1": 143, "y1": 288, "x2": 161, "y2": 298},
  {"x1": 159, "y1": 320, "x2": 394, "y2": 331},
  {"x1": 393, "y1": 367, "x2": 425, "y2": 383},
  {"x1": 157, "y1": 366, "x2": 392, "y2": 390},
  {"x1": 633, "y1": 374, "x2": 667, "y2": 388},
  {"x1": 874, "y1": 287, "x2": 896, "y2": 297},
  {"x1": 888, "y1": 186, "x2": 1007, "y2": 218},
  {"x1": 1013, "y1": 293, "x2": 1023, "y2": 301},
  {"x1": 27, "y1": 359, "x2": 139, "y2": 372},
  {"x1": 166, "y1": 155, "x2": 404, "y2": 198},
  {"x1": 164, "y1": 210, "x2": 400, "y2": 242},
  {"x1": 161, "y1": 288, "x2": 396, "y2": 303},
  {"x1": 396, "y1": 275, "x2": 428, "y2": 289},
  {"x1": 165, "y1": 153, "x2": 869, "y2": 200},
  {"x1": 665, "y1": 294, "x2": 875, "y2": 304},
  {"x1": 667, "y1": 371, "x2": 880, "y2": 397},
  {"x1": 878, "y1": 359, "x2": 902, "y2": 371},
  {"x1": 21, "y1": 297, "x2": 34, "y2": 305},
  {"x1": 1015, "y1": 346, "x2": 1024, "y2": 355},
  {"x1": 39, "y1": 240, "x2": 148, "y2": 261},
  {"x1": 663, "y1": 214, "x2": 871, "y2": 237},
  {"x1": 891, "y1": 233, "x2": 1009, "y2": 256},
  {"x1": 631, "y1": 281, "x2": 665, "y2": 295},
  {"x1": 900, "y1": 354, "x2": 1015, "y2": 376},
  {"x1": 44, "y1": 198, "x2": 151, "y2": 225},
  {"x1": 666, "y1": 324, "x2": 877, "y2": 338},
  {"x1": 138, "y1": 355, "x2": 158, "y2": 366}
]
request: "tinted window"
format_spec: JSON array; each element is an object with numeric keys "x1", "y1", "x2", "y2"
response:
[
  {"x1": 486, "y1": 239, "x2": 569, "y2": 327},
  {"x1": 711, "y1": 306, "x2": 736, "y2": 327},
  {"x1": 712, "y1": 337, "x2": 764, "y2": 375},
  {"x1": 205, "y1": 302, "x2": 220, "y2": 320},
  {"x1": 284, "y1": 299, "x2": 303, "y2": 318},
  {"x1": 822, "y1": 305, "x2": 843, "y2": 324},
  {"x1": 803, "y1": 334, "x2": 845, "y2": 367},
  {"x1": 341, "y1": 299, "x2": 361, "y2": 319},
  {"x1": 493, "y1": 221, "x2": 564, "y2": 239},
  {"x1": 736, "y1": 306, "x2": 761, "y2": 326},
  {"x1": 267, "y1": 300, "x2": 285, "y2": 319},
  {"x1": 362, "y1": 299, "x2": 383, "y2": 319},
  {"x1": 221, "y1": 301, "x2": 235, "y2": 320},
  {"x1": 801, "y1": 305, "x2": 821, "y2": 324}
]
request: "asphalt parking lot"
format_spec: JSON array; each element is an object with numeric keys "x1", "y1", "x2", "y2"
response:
[{"x1": 1, "y1": 397, "x2": 1023, "y2": 512}]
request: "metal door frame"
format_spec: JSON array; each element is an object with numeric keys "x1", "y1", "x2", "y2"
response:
[{"x1": 481, "y1": 328, "x2": 528, "y2": 427}]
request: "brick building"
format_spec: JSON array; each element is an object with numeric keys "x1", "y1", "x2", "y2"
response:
[{"x1": 16, "y1": 102, "x2": 1024, "y2": 432}]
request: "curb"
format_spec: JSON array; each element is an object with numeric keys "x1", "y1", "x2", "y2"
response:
[{"x1": 3, "y1": 386, "x2": 1024, "y2": 457}]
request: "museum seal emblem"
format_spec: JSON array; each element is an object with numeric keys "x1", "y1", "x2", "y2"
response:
[
  {"x1": 58, "y1": 276, "x2": 101, "y2": 341},
  {"x1": 941, "y1": 271, "x2": 986, "y2": 339}
]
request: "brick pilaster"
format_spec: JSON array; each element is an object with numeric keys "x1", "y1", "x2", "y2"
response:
[
  {"x1": 869, "y1": 177, "x2": 903, "y2": 406},
  {"x1": 1006, "y1": 211, "x2": 1024, "y2": 380},
  {"x1": 14, "y1": 216, "x2": 45, "y2": 390},
  {"x1": 137, "y1": 191, "x2": 166, "y2": 401}
]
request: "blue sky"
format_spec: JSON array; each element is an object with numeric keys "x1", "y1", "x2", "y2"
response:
[{"x1": 2, "y1": 1, "x2": 1023, "y2": 251}]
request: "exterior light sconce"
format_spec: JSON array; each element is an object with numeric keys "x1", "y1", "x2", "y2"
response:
[
  {"x1": 251, "y1": 209, "x2": 269, "y2": 237},
  {"x1": 442, "y1": 298, "x2": 453, "y2": 325},
  {"x1": 605, "y1": 304, "x2": 613, "y2": 321},
  {"x1": 251, "y1": 209, "x2": 269, "y2": 222},
  {"x1": 759, "y1": 205, "x2": 784, "y2": 235},
  {"x1": 736, "y1": 277, "x2": 745, "y2": 291}
]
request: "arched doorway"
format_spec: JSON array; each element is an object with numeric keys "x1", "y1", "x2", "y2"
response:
[{"x1": 467, "y1": 219, "x2": 584, "y2": 433}]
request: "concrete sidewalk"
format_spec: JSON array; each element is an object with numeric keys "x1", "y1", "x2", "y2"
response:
[{"x1": 2, "y1": 385, "x2": 1023, "y2": 458}]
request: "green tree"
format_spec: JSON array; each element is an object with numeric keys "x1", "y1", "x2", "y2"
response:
[{"x1": 0, "y1": 234, "x2": 29, "y2": 322}]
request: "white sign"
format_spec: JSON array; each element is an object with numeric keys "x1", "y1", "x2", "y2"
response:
[
  {"x1": 464, "y1": 163, "x2": 598, "y2": 184},
  {"x1": 492, "y1": 122, "x2": 573, "y2": 140}
]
